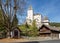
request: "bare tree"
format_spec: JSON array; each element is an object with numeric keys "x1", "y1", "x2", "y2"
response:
[{"x1": 0, "y1": 0, "x2": 26, "y2": 38}]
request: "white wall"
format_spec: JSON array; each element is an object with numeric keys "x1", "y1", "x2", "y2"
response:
[
  {"x1": 59, "y1": 34, "x2": 60, "y2": 39},
  {"x1": 26, "y1": 9, "x2": 33, "y2": 25},
  {"x1": 27, "y1": 10, "x2": 33, "y2": 20},
  {"x1": 43, "y1": 20, "x2": 49, "y2": 25},
  {"x1": 34, "y1": 15, "x2": 41, "y2": 22},
  {"x1": 34, "y1": 14, "x2": 42, "y2": 28}
]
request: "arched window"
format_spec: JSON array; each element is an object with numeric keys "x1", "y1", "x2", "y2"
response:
[{"x1": 36, "y1": 19, "x2": 39, "y2": 21}]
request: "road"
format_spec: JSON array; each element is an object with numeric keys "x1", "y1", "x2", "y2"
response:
[{"x1": 12, "y1": 40, "x2": 60, "y2": 43}]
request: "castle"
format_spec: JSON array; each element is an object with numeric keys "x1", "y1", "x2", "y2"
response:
[{"x1": 26, "y1": 5, "x2": 49, "y2": 28}]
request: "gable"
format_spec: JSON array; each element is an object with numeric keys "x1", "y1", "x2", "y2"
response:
[
  {"x1": 39, "y1": 25, "x2": 51, "y2": 33},
  {"x1": 12, "y1": 27, "x2": 21, "y2": 32}
]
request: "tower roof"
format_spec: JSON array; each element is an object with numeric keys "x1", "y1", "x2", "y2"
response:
[
  {"x1": 33, "y1": 13, "x2": 41, "y2": 16},
  {"x1": 28, "y1": 5, "x2": 33, "y2": 10},
  {"x1": 43, "y1": 16, "x2": 48, "y2": 20}
]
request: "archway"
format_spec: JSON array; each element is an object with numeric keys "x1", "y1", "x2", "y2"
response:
[{"x1": 14, "y1": 30, "x2": 19, "y2": 38}]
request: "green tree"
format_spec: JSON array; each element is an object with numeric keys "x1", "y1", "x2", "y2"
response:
[
  {"x1": 0, "y1": 0, "x2": 26, "y2": 38},
  {"x1": 0, "y1": 9, "x2": 7, "y2": 38},
  {"x1": 0, "y1": 9, "x2": 4, "y2": 31},
  {"x1": 12, "y1": 14, "x2": 18, "y2": 27},
  {"x1": 27, "y1": 20, "x2": 38, "y2": 37},
  {"x1": 19, "y1": 20, "x2": 39, "y2": 37},
  {"x1": 50, "y1": 22, "x2": 60, "y2": 27},
  {"x1": 19, "y1": 22, "x2": 29, "y2": 36}
]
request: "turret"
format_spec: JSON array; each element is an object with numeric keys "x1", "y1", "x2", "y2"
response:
[
  {"x1": 42, "y1": 16, "x2": 49, "y2": 25},
  {"x1": 26, "y1": 5, "x2": 33, "y2": 25}
]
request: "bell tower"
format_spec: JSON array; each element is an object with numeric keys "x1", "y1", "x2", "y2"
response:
[{"x1": 26, "y1": 5, "x2": 33, "y2": 25}]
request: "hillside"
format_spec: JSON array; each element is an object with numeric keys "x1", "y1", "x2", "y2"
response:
[{"x1": 49, "y1": 22, "x2": 60, "y2": 27}]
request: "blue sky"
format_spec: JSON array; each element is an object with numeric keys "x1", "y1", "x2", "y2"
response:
[{"x1": 18, "y1": 0, "x2": 60, "y2": 24}]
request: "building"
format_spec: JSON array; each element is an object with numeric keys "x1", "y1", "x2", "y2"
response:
[
  {"x1": 26, "y1": 5, "x2": 60, "y2": 39},
  {"x1": 39, "y1": 25, "x2": 60, "y2": 39},
  {"x1": 10, "y1": 27, "x2": 21, "y2": 38},
  {"x1": 26, "y1": 5, "x2": 49, "y2": 28}
]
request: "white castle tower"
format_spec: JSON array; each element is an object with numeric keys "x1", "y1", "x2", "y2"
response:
[
  {"x1": 26, "y1": 5, "x2": 33, "y2": 25},
  {"x1": 42, "y1": 16, "x2": 49, "y2": 25}
]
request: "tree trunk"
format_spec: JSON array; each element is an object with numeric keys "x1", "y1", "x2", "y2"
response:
[{"x1": 7, "y1": 31, "x2": 11, "y2": 39}]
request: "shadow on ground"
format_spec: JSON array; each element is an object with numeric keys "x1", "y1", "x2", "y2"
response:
[
  {"x1": 12, "y1": 40, "x2": 60, "y2": 43},
  {"x1": 13, "y1": 41, "x2": 39, "y2": 43}
]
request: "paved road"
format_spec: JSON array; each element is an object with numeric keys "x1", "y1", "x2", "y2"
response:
[{"x1": 12, "y1": 40, "x2": 60, "y2": 43}]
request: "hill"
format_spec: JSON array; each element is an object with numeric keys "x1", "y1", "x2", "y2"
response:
[{"x1": 49, "y1": 22, "x2": 60, "y2": 27}]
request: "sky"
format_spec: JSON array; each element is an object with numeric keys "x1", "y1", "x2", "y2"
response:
[{"x1": 18, "y1": 0, "x2": 60, "y2": 24}]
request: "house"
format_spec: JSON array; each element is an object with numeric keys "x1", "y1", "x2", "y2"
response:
[
  {"x1": 39, "y1": 25, "x2": 60, "y2": 39},
  {"x1": 10, "y1": 27, "x2": 21, "y2": 38}
]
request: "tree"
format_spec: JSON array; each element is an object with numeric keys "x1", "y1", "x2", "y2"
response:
[
  {"x1": 0, "y1": 9, "x2": 7, "y2": 38},
  {"x1": 12, "y1": 14, "x2": 18, "y2": 27},
  {"x1": 25, "y1": 22, "x2": 29, "y2": 36},
  {"x1": 19, "y1": 22, "x2": 29, "y2": 36},
  {"x1": 0, "y1": 9, "x2": 4, "y2": 31},
  {"x1": 27, "y1": 20, "x2": 38, "y2": 37},
  {"x1": 0, "y1": 0, "x2": 26, "y2": 38},
  {"x1": 50, "y1": 22, "x2": 60, "y2": 27},
  {"x1": 19, "y1": 20, "x2": 39, "y2": 37}
]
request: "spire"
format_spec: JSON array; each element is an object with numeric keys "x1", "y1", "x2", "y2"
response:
[{"x1": 28, "y1": 5, "x2": 33, "y2": 10}]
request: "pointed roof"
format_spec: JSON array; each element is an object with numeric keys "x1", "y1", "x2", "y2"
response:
[
  {"x1": 43, "y1": 16, "x2": 48, "y2": 20},
  {"x1": 28, "y1": 5, "x2": 33, "y2": 10},
  {"x1": 39, "y1": 25, "x2": 60, "y2": 32}
]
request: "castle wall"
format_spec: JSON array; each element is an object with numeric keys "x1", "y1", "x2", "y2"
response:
[{"x1": 34, "y1": 14, "x2": 42, "y2": 28}]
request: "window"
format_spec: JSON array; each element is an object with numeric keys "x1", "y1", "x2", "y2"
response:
[
  {"x1": 29, "y1": 19, "x2": 31, "y2": 23},
  {"x1": 36, "y1": 19, "x2": 39, "y2": 21}
]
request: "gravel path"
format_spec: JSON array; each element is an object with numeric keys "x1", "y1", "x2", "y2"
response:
[{"x1": 0, "y1": 37, "x2": 59, "y2": 42}]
